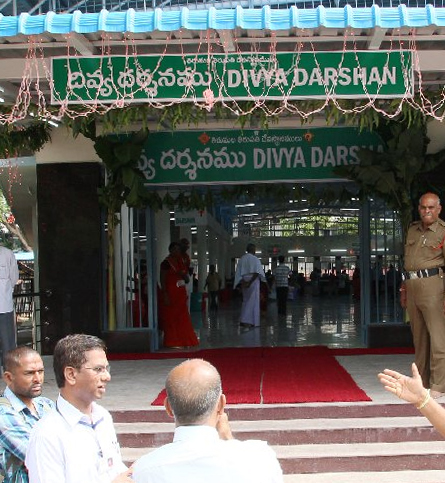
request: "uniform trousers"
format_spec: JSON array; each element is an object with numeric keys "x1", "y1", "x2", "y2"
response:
[
  {"x1": 406, "y1": 274, "x2": 445, "y2": 392},
  {"x1": 0, "y1": 311, "x2": 16, "y2": 366}
]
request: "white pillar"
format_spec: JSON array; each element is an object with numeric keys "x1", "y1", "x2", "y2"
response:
[
  {"x1": 179, "y1": 226, "x2": 192, "y2": 243},
  {"x1": 115, "y1": 204, "x2": 132, "y2": 329},
  {"x1": 197, "y1": 226, "x2": 208, "y2": 292},
  {"x1": 154, "y1": 208, "x2": 171, "y2": 284},
  {"x1": 218, "y1": 237, "x2": 227, "y2": 289},
  {"x1": 208, "y1": 228, "x2": 217, "y2": 266}
]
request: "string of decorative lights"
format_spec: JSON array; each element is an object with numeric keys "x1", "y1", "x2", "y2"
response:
[{"x1": 0, "y1": 30, "x2": 444, "y2": 125}]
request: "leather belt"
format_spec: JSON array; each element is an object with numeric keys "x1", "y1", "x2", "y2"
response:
[{"x1": 403, "y1": 267, "x2": 441, "y2": 280}]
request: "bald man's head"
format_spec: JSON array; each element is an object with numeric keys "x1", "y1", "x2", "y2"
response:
[{"x1": 165, "y1": 359, "x2": 222, "y2": 426}]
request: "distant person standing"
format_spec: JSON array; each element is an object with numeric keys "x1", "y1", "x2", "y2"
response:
[
  {"x1": 273, "y1": 256, "x2": 291, "y2": 315},
  {"x1": 234, "y1": 244, "x2": 266, "y2": 329},
  {"x1": 204, "y1": 265, "x2": 222, "y2": 311},
  {"x1": 0, "y1": 246, "x2": 19, "y2": 368}
]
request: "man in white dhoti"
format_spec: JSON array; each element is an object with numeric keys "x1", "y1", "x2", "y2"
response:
[{"x1": 234, "y1": 244, "x2": 266, "y2": 328}]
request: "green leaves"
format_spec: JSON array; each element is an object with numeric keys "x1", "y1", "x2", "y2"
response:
[
  {"x1": 0, "y1": 123, "x2": 51, "y2": 158},
  {"x1": 333, "y1": 118, "x2": 445, "y2": 238}
]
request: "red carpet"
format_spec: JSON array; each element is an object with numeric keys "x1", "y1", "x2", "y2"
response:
[{"x1": 149, "y1": 346, "x2": 370, "y2": 405}]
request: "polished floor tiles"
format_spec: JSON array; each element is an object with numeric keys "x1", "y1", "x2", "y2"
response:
[{"x1": 191, "y1": 292, "x2": 365, "y2": 350}]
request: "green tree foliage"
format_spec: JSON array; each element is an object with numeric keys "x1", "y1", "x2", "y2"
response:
[{"x1": 334, "y1": 119, "x2": 445, "y2": 238}]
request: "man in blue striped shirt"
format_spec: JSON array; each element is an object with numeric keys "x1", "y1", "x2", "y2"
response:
[{"x1": 0, "y1": 346, "x2": 54, "y2": 483}]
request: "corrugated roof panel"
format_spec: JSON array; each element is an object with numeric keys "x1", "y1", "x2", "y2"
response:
[{"x1": 1, "y1": 5, "x2": 445, "y2": 37}]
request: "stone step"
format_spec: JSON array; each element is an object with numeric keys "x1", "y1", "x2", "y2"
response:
[
  {"x1": 115, "y1": 416, "x2": 441, "y2": 447},
  {"x1": 283, "y1": 471, "x2": 445, "y2": 483},
  {"x1": 115, "y1": 405, "x2": 445, "y2": 482},
  {"x1": 110, "y1": 403, "x2": 424, "y2": 423}
]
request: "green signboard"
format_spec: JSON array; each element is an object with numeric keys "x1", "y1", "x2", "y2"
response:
[
  {"x1": 138, "y1": 127, "x2": 383, "y2": 185},
  {"x1": 52, "y1": 51, "x2": 412, "y2": 104}
]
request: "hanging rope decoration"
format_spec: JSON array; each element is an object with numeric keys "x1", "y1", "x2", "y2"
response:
[{"x1": 0, "y1": 27, "x2": 444, "y2": 125}]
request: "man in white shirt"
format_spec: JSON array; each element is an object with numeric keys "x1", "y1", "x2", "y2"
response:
[
  {"x1": 234, "y1": 243, "x2": 266, "y2": 328},
  {"x1": 133, "y1": 359, "x2": 283, "y2": 483},
  {"x1": 25, "y1": 334, "x2": 133, "y2": 483},
  {"x1": 0, "y1": 246, "x2": 19, "y2": 368},
  {"x1": 273, "y1": 256, "x2": 291, "y2": 315}
]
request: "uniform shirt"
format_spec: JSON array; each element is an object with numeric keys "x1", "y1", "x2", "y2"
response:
[
  {"x1": 274, "y1": 264, "x2": 291, "y2": 288},
  {"x1": 234, "y1": 253, "x2": 266, "y2": 288},
  {"x1": 25, "y1": 395, "x2": 126, "y2": 483},
  {"x1": 133, "y1": 425, "x2": 283, "y2": 483},
  {"x1": 0, "y1": 247, "x2": 19, "y2": 314},
  {"x1": 0, "y1": 387, "x2": 54, "y2": 483},
  {"x1": 404, "y1": 219, "x2": 445, "y2": 271}
]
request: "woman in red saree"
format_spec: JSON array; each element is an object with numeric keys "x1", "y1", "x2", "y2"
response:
[{"x1": 159, "y1": 242, "x2": 199, "y2": 348}]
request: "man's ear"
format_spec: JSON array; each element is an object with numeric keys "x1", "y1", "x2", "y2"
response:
[
  {"x1": 64, "y1": 366, "x2": 77, "y2": 386},
  {"x1": 3, "y1": 371, "x2": 12, "y2": 385},
  {"x1": 216, "y1": 393, "x2": 226, "y2": 415},
  {"x1": 164, "y1": 397, "x2": 175, "y2": 419}
]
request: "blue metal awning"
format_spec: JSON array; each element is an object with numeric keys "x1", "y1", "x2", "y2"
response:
[{"x1": 0, "y1": 4, "x2": 445, "y2": 37}]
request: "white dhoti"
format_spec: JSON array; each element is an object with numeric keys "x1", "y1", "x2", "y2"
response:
[{"x1": 240, "y1": 275, "x2": 260, "y2": 327}]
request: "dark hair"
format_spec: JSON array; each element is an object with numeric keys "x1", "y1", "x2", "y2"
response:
[
  {"x1": 168, "y1": 241, "x2": 180, "y2": 252},
  {"x1": 53, "y1": 334, "x2": 106, "y2": 388},
  {"x1": 166, "y1": 360, "x2": 222, "y2": 426},
  {"x1": 246, "y1": 243, "x2": 256, "y2": 254},
  {"x1": 4, "y1": 346, "x2": 40, "y2": 372},
  {"x1": 278, "y1": 255, "x2": 285, "y2": 263}
]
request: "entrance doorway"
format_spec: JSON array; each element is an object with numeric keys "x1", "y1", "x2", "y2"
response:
[{"x1": 107, "y1": 182, "x2": 405, "y2": 351}]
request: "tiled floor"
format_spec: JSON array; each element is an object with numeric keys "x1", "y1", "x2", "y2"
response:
[{"x1": 191, "y1": 291, "x2": 365, "y2": 350}]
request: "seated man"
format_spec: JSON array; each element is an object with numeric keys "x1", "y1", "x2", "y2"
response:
[
  {"x1": 133, "y1": 359, "x2": 283, "y2": 483},
  {"x1": 0, "y1": 346, "x2": 54, "y2": 483}
]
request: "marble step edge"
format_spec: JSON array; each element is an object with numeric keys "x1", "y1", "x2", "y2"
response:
[
  {"x1": 114, "y1": 416, "x2": 435, "y2": 434},
  {"x1": 283, "y1": 470, "x2": 445, "y2": 483},
  {"x1": 110, "y1": 403, "x2": 430, "y2": 422},
  {"x1": 121, "y1": 440, "x2": 445, "y2": 461}
]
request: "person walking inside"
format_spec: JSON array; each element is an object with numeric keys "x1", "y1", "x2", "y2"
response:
[
  {"x1": 273, "y1": 256, "x2": 291, "y2": 315},
  {"x1": 234, "y1": 243, "x2": 266, "y2": 329},
  {"x1": 0, "y1": 246, "x2": 19, "y2": 368},
  {"x1": 0, "y1": 346, "x2": 54, "y2": 483},
  {"x1": 400, "y1": 192, "x2": 445, "y2": 398},
  {"x1": 133, "y1": 359, "x2": 283, "y2": 483},
  {"x1": 25, "y1": 334, "x2": 133, "y2": 483},
  {"x1": 204, "y1": 265, "x2": 222, "y2": 311}
]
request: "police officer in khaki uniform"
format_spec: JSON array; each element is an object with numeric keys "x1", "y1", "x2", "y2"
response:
[{"x1": 400, "y1": 192, "x2": 445, "y2": 398}]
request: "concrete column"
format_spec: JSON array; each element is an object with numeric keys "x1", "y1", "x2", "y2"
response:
[
  {"x1": 197, "y1": 226, "x2": 208, "y2": 292},
  {"x1": 218, "y1": 237, "x2": 226, "y2": 288},
  {"x1": 208, "y1": 228, "x2": 217, "y2": 266},
  {"x1": 154, "y1": 208, "x2": 171, "y2": 284},
  {"x1": 115, "y1": 204, "x2": 132, "y2": 329}
]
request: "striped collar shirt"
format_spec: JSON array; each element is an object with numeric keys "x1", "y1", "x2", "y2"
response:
[{"x1": 274, "y1": 264, "x2": 291, "y2": 287}]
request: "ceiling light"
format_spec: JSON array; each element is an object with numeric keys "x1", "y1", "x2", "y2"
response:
[
  {"x1": 288, "y1": 249, "x2": 305, "y2": 253},
  {"x1": 235, "y1": 203, "x2": 255, "y2": 208}
]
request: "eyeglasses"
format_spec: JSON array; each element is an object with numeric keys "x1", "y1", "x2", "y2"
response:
[{"x1": 82, "y1": 365, "x2": 111, "y2": 375}]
